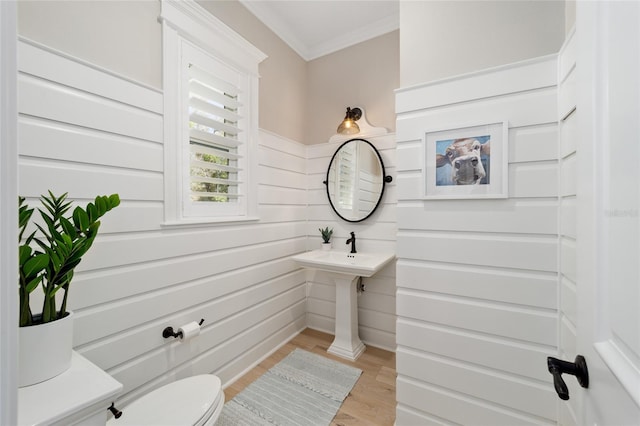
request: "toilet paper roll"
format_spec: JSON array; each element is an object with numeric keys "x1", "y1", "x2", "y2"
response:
[{"x1": 178, "y1": 321, "x2": 201, "y2": 341}]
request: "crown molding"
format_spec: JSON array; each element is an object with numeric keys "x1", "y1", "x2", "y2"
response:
[
  {"x1": 307, "y1": 13, "x2": 398, "y2": 61},
  {"x1": 239, "y1": 0, "x2": 398, "y2": 61}
]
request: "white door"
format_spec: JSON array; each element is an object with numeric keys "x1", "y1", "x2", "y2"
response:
[{"x1": 576, "y1": 1, "x2": 640, "y2": 424}]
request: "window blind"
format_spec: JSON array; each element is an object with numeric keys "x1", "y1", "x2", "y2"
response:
[{"x1": 188, "y1": 63, "x2": 243, "y2": 203}]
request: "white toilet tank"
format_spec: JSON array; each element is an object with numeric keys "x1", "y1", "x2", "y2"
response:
[{"x1": 107, "y1": 375, "x2": 224, "y2": 426}]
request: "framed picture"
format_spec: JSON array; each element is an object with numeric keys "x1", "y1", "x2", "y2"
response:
[{"x1": 423, "y1": 121, "x2": 508, "y2": 199}]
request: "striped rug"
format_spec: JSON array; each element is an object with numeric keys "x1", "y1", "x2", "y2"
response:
[{"x1": 215, "y1": 349, "x2": 362, "y2": 426}]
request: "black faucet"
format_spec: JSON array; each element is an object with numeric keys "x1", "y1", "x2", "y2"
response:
[{"x1": 346, "y1": 232, "x2": 357, "y2": 254}]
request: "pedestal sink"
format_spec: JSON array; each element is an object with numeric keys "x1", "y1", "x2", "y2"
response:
[{"x1": 292, "y1": 250, "x2": 395, "y2": 360}]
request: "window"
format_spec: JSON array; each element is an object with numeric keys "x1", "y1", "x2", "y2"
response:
[
  {"x1": 189, "y1": 65, "x2": 241, "y2": 205},
  {"x1": 160, "y1": 0, "x2": 266, "y2": 224},
  {"x1": 182, "y1": 44, "x2": 247, "y2": 218}
]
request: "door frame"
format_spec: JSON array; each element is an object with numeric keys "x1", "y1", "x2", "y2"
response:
[{"x1": 0, "y1": 1, "x2": 18, "y2": 425}]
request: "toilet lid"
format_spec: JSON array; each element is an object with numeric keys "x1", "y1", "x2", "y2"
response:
[{"x1": 110, "y1": 375, "x2": 222, "y2": 426}]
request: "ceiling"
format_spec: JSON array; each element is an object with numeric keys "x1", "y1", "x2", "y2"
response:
[{"x1": 238, "y1": 0, "x2": 400, "y2": 61}]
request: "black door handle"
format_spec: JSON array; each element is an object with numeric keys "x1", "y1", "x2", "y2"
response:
[{"x1": 547, "y1": 355, "x2": 589, "y2": 400}]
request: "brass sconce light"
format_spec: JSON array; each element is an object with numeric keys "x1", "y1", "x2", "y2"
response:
[{"x1": 337, "y1": 107, "x2": 362, "y2": 135}]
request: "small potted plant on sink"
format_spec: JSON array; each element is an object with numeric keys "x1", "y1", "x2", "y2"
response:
[
  {"x1": 18, "y1": 191, "x2": 120, "y2": 386},
  {"x1": 319, "y1": 227, "x2": 333, "y2": 250}
]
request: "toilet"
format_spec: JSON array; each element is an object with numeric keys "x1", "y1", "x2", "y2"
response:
[{"x1": 107, "y1": 375, "x2": 224, "y2": 426}]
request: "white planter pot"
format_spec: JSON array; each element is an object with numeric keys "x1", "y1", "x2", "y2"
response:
[
  {"x1": 19, "y1": 311, "x2": 74, "y2": 387},
  {"x1": 321, "y1": 242, "x2": 332, "y2": 251}
]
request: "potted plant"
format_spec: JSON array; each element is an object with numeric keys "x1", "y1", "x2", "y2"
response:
[
  {"x1": 18, "y1": 191, "x2": 120, "y2": 386},
  {"x1": 319, "y1": 227, "x2": 333, "y2": 250}
]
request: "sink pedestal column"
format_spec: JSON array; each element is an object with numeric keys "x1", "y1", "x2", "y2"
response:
[{"x1": 327, "y1": 274, "x2": 365, "y2": 361}]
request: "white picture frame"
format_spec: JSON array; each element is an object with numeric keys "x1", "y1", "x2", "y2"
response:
[{"x1": 423, "y1": 121, "x2": 508, "y2": 199}]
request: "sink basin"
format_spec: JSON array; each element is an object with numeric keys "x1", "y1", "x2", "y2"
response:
[{"x1": 291, "y1": 250, "x2": 395, "y2": 277}]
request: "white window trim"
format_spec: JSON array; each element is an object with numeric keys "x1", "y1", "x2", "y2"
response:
[{"x1": 160, "y1": 0, "x2": 266, "y2": 226}]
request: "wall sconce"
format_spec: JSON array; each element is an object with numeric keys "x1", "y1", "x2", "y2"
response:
[
  {"x1": 329, "y1": 106, "x2": 388, "y2": 144},
  {"x1": 337, "y1": 107, "x2": 362, "y2": 135}
]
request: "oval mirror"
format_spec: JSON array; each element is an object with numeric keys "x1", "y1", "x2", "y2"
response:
[{"x1": 324, "y1": 138, "x2": 391, "y2": 222}]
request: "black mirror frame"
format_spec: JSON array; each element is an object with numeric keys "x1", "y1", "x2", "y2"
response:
[{"x1": 323, "y1": 138, "x2": 392, "y2": 223}]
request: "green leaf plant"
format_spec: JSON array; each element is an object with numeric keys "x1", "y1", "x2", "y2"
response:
[
  {"x1": 18, "y1": 192, "x2": 120, "y2": 327},
  {"x1": 319, "y1": 227, "x2": 333, "y2": 243}
]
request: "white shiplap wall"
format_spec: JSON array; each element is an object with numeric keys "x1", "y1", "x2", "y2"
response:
[
  {"x1": 395, "y1": 57, "x2": 560, "y2": 425},
  {"x1": 306, "y1": 135, "x2": 397, "y2": 351},
  {"x1": 17, "y1": 39, "x2": 307, "y2": 407},
  {"x1": 558, "y1": 28, "x2": 579, "y2": 426}
]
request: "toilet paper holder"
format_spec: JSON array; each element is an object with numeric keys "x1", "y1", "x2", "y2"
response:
[{"x1": 163, "y1": 319, "x2": 204, "y2": 339}]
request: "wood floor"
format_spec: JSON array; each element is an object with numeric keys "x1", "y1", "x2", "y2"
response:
[{"x1": 224, "y1": 328, "x2": 397, "y2": 425}]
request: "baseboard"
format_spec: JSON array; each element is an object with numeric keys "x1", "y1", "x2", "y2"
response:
[{"x1": 221, "y1": 325, "x2": 306, "y2": 390}]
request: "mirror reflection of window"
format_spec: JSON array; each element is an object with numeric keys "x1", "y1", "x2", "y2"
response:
[
  {"x1": 336, "y1": 143, "x2": 356, "y2": 210},
  {"x1": 357, "y1": 146, "x2": 383, "y2": 215}
]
